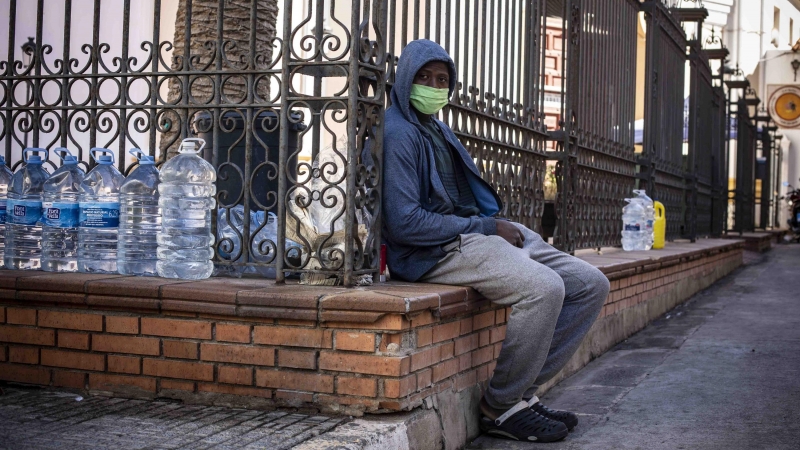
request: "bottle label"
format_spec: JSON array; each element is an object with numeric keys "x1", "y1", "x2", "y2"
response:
[
  {"x1": 624, "y1": 223, "x2": 641, "y2": 231},
  {"x1": 7, "y1": 199, "x2": 43, "y2": 225},
  {"x1": 42, "y1": 201, "x2": 80, "y2": 228},
  {"x1": 0, "y1": 199, "x2": 5, "y2": 225},
  {"x1": 644, "y1": 220, "x2": 654, "y2": 231},
  {"x1": 79, "y1": 201, "x2": 120, "y2": 228}
]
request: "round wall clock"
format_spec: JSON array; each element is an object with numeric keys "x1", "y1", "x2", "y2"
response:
[{"x1": 768, "y1": 85, "x2": 800, "y2": 128}]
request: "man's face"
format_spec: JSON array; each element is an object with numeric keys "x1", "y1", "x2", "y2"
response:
[{"x1": 413, "y1": 61, "x2": 450, "y2": 90}]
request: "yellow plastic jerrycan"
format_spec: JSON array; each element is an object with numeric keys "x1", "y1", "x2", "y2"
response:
[{"x1": 653, "y1": 201, "x2": 666, "y2": 249}]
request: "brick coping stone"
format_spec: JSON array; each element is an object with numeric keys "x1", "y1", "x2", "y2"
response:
[{"x1": 0, "y1": 238, "x2": 744, "y2": 417}]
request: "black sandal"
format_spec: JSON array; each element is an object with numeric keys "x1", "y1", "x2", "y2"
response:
[
  {"x1": 480, "y1": 400, "x2": 568, "y2": 442},
  {"x1": 527, "y1": 396, "x2": 579, "y2": 431}
]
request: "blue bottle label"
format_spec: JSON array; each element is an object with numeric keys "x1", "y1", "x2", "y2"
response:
[
  {"x1": 79, "y1": 201, "x2": 120, "y2": 228},
  {"x1": 42, "y1": 201, "x2": 80, "y2": 228},
  {"x1": 7, "y1": 199, "x2": 42, "y2": 225},
  {"x1": 624, "y1": 223, "x2": 641, "y2": 231},
  {"x1": 0, "y1": 199, "x2": 5, "y2": 225}
]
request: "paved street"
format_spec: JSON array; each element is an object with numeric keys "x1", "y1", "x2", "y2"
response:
[
  {"x1": 0, "y1": 390, "x2": 345, "y2": 449},
  {"x1": 470, "y1": 245, "x2": 800, "y2": 449}
]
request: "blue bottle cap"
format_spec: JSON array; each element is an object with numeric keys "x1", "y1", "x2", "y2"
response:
[
  {"x1": 129, "y1": 148, "x2": 155, "y2": 165},
  {"x1": 23, "y1": 147, "x2": 48, "y2": 164},
  {"x1": 90, "y1": 148, "x2": 116, "y2": 165},
  {"x1": 54, "y1": 147, "x2": 79, "y2": 165}
]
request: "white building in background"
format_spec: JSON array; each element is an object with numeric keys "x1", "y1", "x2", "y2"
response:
[
  {"x1": 707, "y1": 0, "x2": 800, "y2": 228},
  {"x1": 682, "y1": 0, "x2": 800, "y2": 228}
]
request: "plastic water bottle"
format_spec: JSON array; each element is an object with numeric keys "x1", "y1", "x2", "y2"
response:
[
  {"x1": 42, "y1": 148, "x2": 85, "y2": 272},
  {"x1": 78, "y1": 148, "x2": 125, "y2": 273},
  {"x1": 0, "y1": 155, "x2": 14, "y2": 268},
  {"x1": 157, "y1": 138, "x2": 216, "y2": 279},
  {"x1": 5, "y1": 148, "x2": 50, "y2": 270},
  {"x1": 621, "y1": 198, "x2": 647, "y2": 251},
  {"x1": 632, "y1": 189, "x2": 654, "y2": 250},
  {"x1": 118, "y1": 149, "x2": 160, "y2": 276}
]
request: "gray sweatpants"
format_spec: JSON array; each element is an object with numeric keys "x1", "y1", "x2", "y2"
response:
[{"x1": 420, "y1": 223, "x2": 609, "y2": 410}]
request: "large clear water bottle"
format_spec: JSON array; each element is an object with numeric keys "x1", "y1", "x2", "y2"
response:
[
  {"x1": 0, "y1": 155, "x2": 14, "y2": 268},
  {"x1": 621, "y1": 198, "x2": 647, "y2": 251},
  {"x1": 118, "y1": 149, "x2": 160, "y2": 276},
  {"x1": 5, "y1": 148, "x2": 50, "y2": 270},
  {"x1": 78, "y1": 148, "x2": 125, "y2": 273},
  {"x1": 632, "y1": 189, "x2": 654, "y2": 251},
  {"x1": 42, "y1": 148, "x2": 85, "y2": 272},
  {"x1": 157, "y1": 138, "x2": 216, "y2": 279}
]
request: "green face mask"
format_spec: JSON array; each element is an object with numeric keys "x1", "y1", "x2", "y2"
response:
[{"x1": 410, "y1": 84, "x2": 450, "y2": 115}]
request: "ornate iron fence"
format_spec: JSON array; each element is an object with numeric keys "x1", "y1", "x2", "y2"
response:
[
  {"x1": 1, "y1": 0, "x2": 386, "y2": 285},
  {"x1": 687, "y1": 39, "x2": 718, "y2": 238},
  {"x1": 1, "y1": 0, "x2": 737, "y2": 285},
  {"x1": 732, "y1": 98, "x2": 756, "y2": 233},
  {"x1": 552, "y1": 0, "x2": 640, "y2": 252},
  {"x1": 641, "y1": 0, "x2": 688, "y2": 241}
]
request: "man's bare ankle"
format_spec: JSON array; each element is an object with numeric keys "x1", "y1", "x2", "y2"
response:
[{"x1": 479, "y1": 396, "x2": 507, "y2": 420}]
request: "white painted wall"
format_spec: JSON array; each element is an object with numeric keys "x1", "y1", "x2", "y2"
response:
[{"x1": 718, "y1": 0, "x2": 800, "y2": 229}]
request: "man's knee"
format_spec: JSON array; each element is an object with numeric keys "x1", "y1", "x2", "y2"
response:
[
  {"x1": 519, "y1": 269, "x2": 565, "y2": 309},
  {"x1": 583, "y1": 265, "x2": 610, "y2": 304}
]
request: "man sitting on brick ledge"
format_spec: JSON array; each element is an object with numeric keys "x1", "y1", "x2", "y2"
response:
[{"x1": 381, "y1": 39, "x2": 610, "y2": 443}]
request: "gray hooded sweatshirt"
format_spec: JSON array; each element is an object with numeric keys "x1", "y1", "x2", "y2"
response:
[{"x1": 383, "y1": 39, "x2": 503, "y2": 281}]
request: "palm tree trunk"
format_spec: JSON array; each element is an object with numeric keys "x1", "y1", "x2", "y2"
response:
[{"x1": 161, "y1": 0, "x2": 279, "y2": 158}]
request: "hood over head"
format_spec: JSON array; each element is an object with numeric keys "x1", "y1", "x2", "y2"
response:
[{"x1": 391, "y1": 39, "x2": 457, "y2": 124}]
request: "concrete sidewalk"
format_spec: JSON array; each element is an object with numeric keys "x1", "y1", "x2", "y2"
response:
[
  {"x1": 470, "y1": 244, "x2": 800, "y2": 449},
  {"x1": 1, "y1": 246, "x2": 797, "y2": 449}
]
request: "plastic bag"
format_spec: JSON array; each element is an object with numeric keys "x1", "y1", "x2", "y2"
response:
[
  {"x1": 215, "y1": 205, "x2": 299, "y2": 278},
  {"x1": 285, "y1": 152, "x2": 372, "y2": 286}
]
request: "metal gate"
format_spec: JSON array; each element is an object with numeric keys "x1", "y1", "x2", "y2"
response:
[
  {"x1": 733, "y1": 99, "x2": 756, "y2": 233},
  {"x1": 687, "y1": 39, "x2": 716, "y2": 238},
  {"x1": 641, "y1": 0, "x2": 688, "y2": 242},
  {"x1": 0, "y1": 0, "x2": 387, "y2": 285},
  {"x1": 552, "y1": 0, "x2": 640, "y2": 252},
  {"x1": 710, "y1": 85, "x2": 727, "y2": 237}
]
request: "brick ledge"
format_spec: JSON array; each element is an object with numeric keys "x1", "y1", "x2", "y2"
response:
[{"x1": 0, "y1": 239, "x2": 744, "y2": 327}]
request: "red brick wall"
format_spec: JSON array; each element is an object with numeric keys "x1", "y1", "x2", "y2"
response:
[{"x1": 0, "y1": 244, "x2": 743, "y2": 414}]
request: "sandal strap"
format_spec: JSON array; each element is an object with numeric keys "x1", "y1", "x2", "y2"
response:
[
  {"x1": 525, "y1": 396, "x2": 540, "y2": 408},
  {"x1": 494, "y1": 400, "x2": 531, "y2": 426}
]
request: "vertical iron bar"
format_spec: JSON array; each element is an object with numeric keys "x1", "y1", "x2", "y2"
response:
[
  {"x1": 388, "y1": 0, "x2": 396, "y2": 61},
  {"x1": 241, "y1": 0, "x2": 257, "y2": 265},
  {"x1": 149, "y1": 0, "x2": 161, "y2": 160},
  {"x1": 213, "y1": 0, "x2": 223, "y2": 170},
  {"x1": 60, "y1": 0, "x2": 71, "y2": 149},
  {"x1": 4, "y1": 0, "x2": 16, "y2": 161},
  {"x1": 424, "y1": 0, "x2": 431, "y2": 39},
  {"x1": 413, "y1": 0, "x2": 420, "y2": 39},
  {"x1": 90, "y1": 0, "x2": 100, "y2": 153},
  {"x1": 344, "y1": 0, "x2": 362, "y2": 287},
  {"x1": 276, "y1": 0, "x2": 293, "y2": 284},
  {"x1": 312, "y1": 0, "x2": 324, "y2": 160},
  {"x1": 119, "y1": 0, "x2": 131, "y2": 171},
  {"x1": 401, "y1": 0, "x2": 408, "y2": 48},
  {"x1": 180, "y1": 0, "x2": 191, "y2": 145},
  {"x1": 33, "y1": 0, "x2": 43, "y2": 148},
  {"x1": 486, "y1": 0, "x2": 493, "y2": 115}
]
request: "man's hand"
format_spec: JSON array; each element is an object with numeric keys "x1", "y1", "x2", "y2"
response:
[{"x1": 495, "y1": 219, "x2": 525, "y2": 248}]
